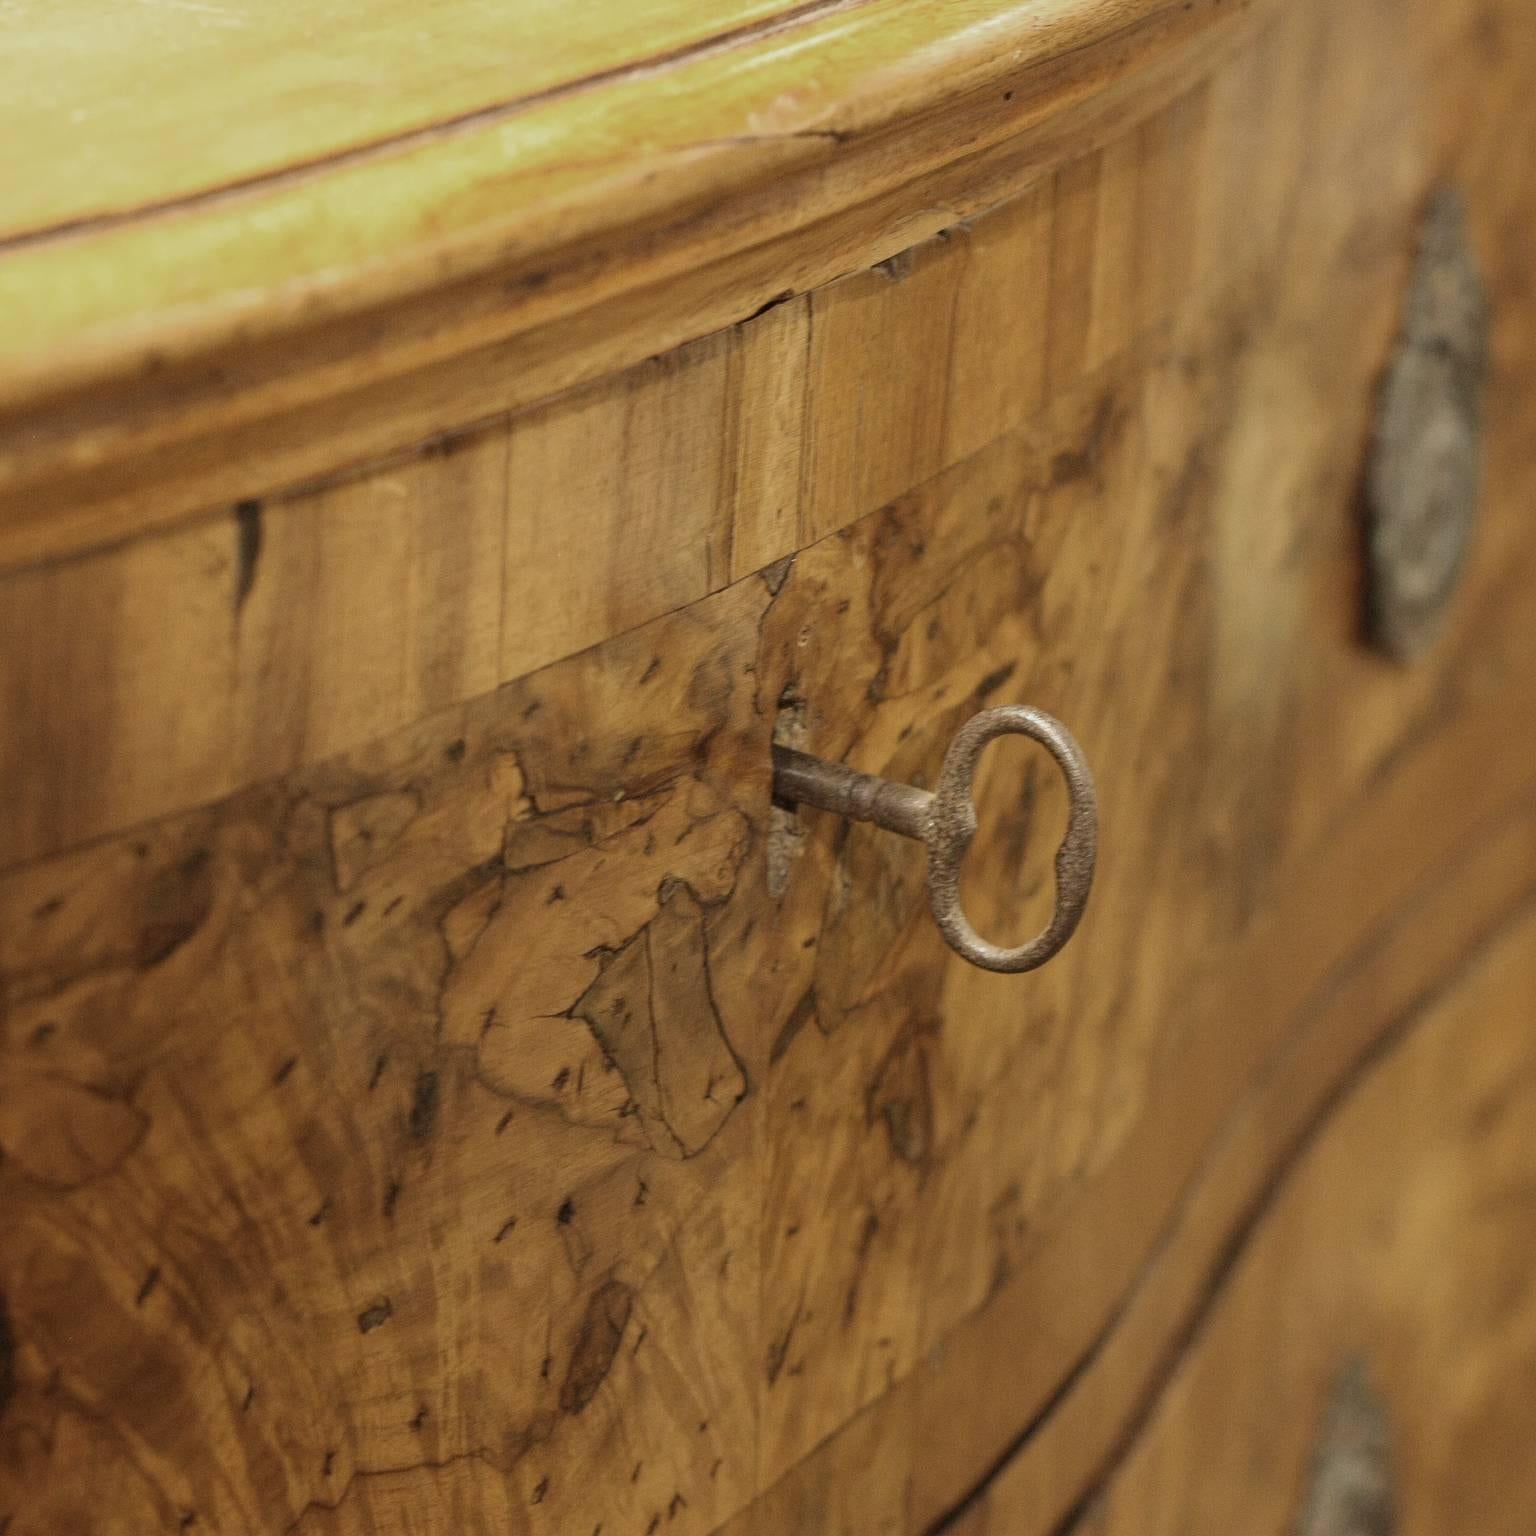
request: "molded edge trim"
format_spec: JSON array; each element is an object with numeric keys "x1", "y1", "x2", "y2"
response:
[{"x1": 0, "y1": 0, "x2": 1262, "y2": 570}]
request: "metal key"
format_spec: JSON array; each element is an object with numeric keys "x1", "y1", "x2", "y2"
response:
[{"x1": 771, "y1": 705, "x2": 1097, "y2": 974}]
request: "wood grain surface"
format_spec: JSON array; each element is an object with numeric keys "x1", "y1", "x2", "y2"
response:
[
  {"x1": 944, "y1": 896, "x2": 1536, "y2": 1536},
  {"x1": 0, "y1": 0, "x2": 817, "y2": 240},
  {"x1": 0, "y1": 0, "x2": 1481, "y2": 867},
  {"x1": 0, "y1": 0, "x2": 1263, "y2": 567},
  {"x1": 3, "y1": 0, "x2": 1536, "y2": 1531}
]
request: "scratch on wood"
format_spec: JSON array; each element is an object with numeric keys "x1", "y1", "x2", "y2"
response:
[
  {"x1": 357, "y1": 1298, "x2": 393, "y2": 1334},
  {"x1": 559, "y1": 1280, "x2": 634, "y2": 1415},
  {"x1": 233, "y1": 500, "x2": 263, "y2": 614},
  {"x1": 0, "y1": 1294, "x2": 13, "y2": 1418}
]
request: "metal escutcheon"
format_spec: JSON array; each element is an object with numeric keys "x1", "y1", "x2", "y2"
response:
[
  {"x1": 771, "y1": 705, "x2": 1097, "y2": 974},
  {"x1": 1366, "y1": 185, "x2": 1488, "y2": 661}
]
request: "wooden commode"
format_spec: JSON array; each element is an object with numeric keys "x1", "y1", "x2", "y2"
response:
[{"x1": 2, "y1": 2, "x2": 1535, "y2": 1532}]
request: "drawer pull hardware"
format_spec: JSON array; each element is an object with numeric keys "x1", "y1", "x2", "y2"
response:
[
  {"x1": 1366, "y1": 184, "x2": 1487, "y2": 661},
  {"x1": 771, "y1": 706, "x2": 1097, "y2": 973}
]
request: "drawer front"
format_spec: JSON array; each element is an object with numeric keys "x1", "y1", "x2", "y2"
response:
[
  {"x1": 944, "y1": 897, "x2": 1536, "y2": 1536},
  {"x1": 4, "y1": 1, "x2": 1536, "y2": 1533}
]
